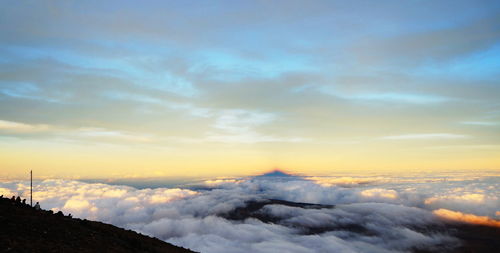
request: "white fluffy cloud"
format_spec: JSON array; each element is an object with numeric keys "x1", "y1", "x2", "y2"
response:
[{"x1": 1, "y1": 173, "x2": 499, "y2": 253}]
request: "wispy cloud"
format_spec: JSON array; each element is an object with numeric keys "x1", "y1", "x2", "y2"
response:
[
  {"x1": 380, "y1": 133, "x2": 469, "y2": 140},
  {"x1": 0, "y1": 0, "x2": 499, "y2": 176},
  {"x1": 350, "y1": 92, "x2": 451, "y2": 104},
  {"x1": 75, "y1": 127, "x2": 153, "y2": 143},
  {"x1": 0, "y1": 120, "x2": 49, "y2": 133},
  {"x1": 206, "y1": 109, "x2": 307, "y2": 144},
  {"x1": 460, "y1": 121, "x2": 499, "y2": 126},
  {"x1": 316, "y1": 86, "x2": 451, "y2": 104},
  {"x1": 0, "y1": 120, "x2": 155, "y2": 144}
]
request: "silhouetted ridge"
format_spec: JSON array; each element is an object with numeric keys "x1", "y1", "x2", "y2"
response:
[{"x1": 0, "y1": 196, "x2": 196, "y2": 253}]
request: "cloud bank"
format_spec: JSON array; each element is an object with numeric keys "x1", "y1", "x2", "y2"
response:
[{"x1": 1, "y1": 173, "x2": 499, "y2": 253}]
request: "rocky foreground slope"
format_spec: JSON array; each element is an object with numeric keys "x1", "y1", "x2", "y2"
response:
[{"x1": 0, "y1": 196, "x2": 196, "y2": 253}]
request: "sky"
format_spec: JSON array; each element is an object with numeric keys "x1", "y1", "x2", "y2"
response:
[{"x1": 1, "y1": 0, "x2": 500, "y2": 179}]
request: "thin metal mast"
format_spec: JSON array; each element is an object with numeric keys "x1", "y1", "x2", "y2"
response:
[{"x1": 30, "y1": 170, "x2": 33, "y2": 207}]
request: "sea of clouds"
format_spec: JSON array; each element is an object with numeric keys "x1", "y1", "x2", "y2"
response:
[{"x1": 1, "y1": 172, "x2": 499, "y2": 253}]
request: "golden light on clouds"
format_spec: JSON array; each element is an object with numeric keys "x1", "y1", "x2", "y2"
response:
[
  {"x1": 360, "y1": 188, "x2": 398, "y2": 199},
  {"x1": 433, "y1": 209, "x2": 500, "y2": 228}
]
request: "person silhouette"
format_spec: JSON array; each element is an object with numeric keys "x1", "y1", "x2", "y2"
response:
[{"x1": 34, "y1": 202, "x2": 41, "y2": 210}]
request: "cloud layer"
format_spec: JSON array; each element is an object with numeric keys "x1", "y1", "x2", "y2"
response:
[{"x1": 1, "y1": 173, "x2": 499, "y2": 253}]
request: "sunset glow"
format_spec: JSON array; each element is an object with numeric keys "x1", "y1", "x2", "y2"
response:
[{"x1": 0, "y1": 2, "x2": 499, "y2": 180}]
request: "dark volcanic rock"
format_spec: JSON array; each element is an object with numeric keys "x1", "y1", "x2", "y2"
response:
[
  {"x1": 221, "y1": 199, "x2": 376, "y2": 236},
  {"x1": 0, "y1": 196, "x2": 196, "y2": 253},
  {"x1": 222, "y1": 198, "x2": 334, "y2": 224}
]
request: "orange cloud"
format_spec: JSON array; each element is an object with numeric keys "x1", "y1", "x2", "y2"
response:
[
  {"x1": 361, "y1": 188, "x2": 398, "y2": 199},
  {"x1": 307, "y1": 176, "x2": 379, "y2": 187},
  {"x1": 425, "y1": 193, "x2": 486, "y2": 205},
  {"x1": 148, "y1": 189, "x2": 197, "y2": 204},
  {"x1": 204, "y1": 178, "x2": 243, "y2": 186},
  {"x1": 433, "y1": 208, "x2": 500, "y2": 228}
]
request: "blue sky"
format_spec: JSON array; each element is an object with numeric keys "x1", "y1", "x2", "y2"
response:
[{"x1": 0, "y1": 0, "x2": 499, "y2": 178}]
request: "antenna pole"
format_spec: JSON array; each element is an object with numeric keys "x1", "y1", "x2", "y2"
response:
[{"x1": 30, "y1": 170, "x2": 33, "y2": 207}]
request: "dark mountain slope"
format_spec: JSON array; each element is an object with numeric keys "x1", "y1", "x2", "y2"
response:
[{"x1": 0, "y1": 197, "x2": 196, "y2": 253}]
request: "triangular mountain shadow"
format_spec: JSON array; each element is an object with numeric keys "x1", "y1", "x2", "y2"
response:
[{"x1": 253, "y1": 169, "x2": 303, "y2": 180}]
